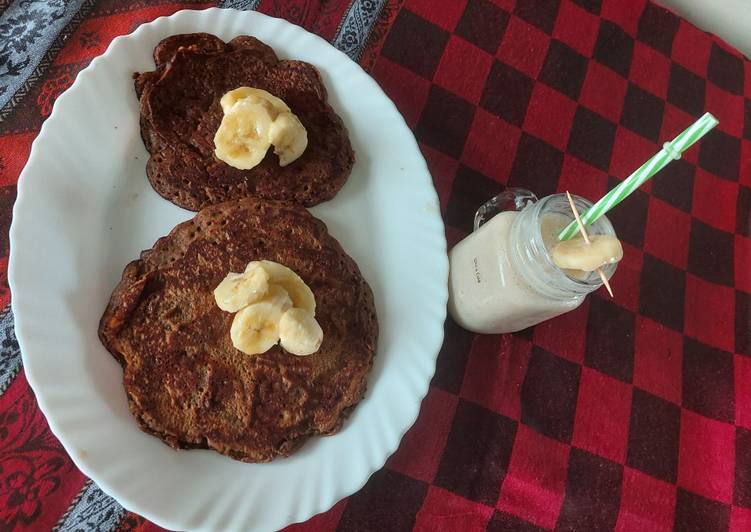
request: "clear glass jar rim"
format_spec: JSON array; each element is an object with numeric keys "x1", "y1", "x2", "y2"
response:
[{"x1": 512, "y1": 193, "x2": 619, "y2": 299}]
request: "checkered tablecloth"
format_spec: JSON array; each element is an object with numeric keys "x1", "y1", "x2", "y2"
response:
[{"x1": 0, "y1": 0, "x2": 749, "y2": 530}]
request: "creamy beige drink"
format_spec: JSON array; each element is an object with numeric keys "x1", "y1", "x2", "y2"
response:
[
  {"x1": 449, "y1": 211, "x2": 577, "y2": 333},
  {"x1": 448, "y1": 192, "x2": 621, "y2": 334}
]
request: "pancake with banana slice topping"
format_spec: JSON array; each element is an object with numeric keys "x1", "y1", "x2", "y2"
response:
[
  {"x1": 98, "y1": 198, "x2": 377, "y2": 462},
  {"x1": 134, "y1": 33, "x2": 354, "y2": 211}
]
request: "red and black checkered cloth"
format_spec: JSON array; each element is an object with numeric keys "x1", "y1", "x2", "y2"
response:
[{"x1": 0, "y1": 0, "x2": 749, "y2": 530}]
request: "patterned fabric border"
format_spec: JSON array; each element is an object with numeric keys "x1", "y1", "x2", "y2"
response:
[
  {"x1": 53, "y1": 480, "x2": 125, "y2": 532},
  {"x1": 332, "y1": 0, "x2": 388, "y2": 61},
  {"x1": 0, "y1": 0, "x2": 90, "y2": 112},
  {"x1": 0, "y1": 306, "x2": 20, "y2": 396},
  {"x1": 218, "y1": 0, "x2": 261, "y2": 10}
]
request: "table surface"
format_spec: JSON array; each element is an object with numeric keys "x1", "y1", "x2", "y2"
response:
[
  {"x1": 657, "y1": 0, "x2": 751, "y2": 59},
  {"x1": 0, "y1": 1, "x2": 749, "y2": 531}
]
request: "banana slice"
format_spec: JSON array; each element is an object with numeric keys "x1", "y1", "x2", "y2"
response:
[
  {"x1": 279, "y1": 308, "x2": 323, "y2": 356},
  {"x1": 220, "y1": 87, "x2": 289, "y2": 115},
  {"x1": 219, "y1": 260, "x2": 321, "y2": 356},
  {"x1": 552, "y1": 234, "x2": 624, "y2": 272},
  {"x1": 269, "y1": 113, "x2": 308, "y2": 167},
  {"x1": 214, "y1": 266, "x2": 270, "y2": 312},
  {"x1": 249, "y1": 260, "x2": 316, "y2": 314},
  {"x1": 215, "y1": 87, "x2": 307, "y2": 170},
  {"x1": 263, "y1": 284, "x2": 294, "y2": 312},
  {"x1": 230, "y1": 298, "x2": 288, "y2": 355},
  {"x1": 214, "y1": 99, "x2": 273, "y2": 170}
]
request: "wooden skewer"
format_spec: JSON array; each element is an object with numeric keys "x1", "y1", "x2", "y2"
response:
[{"x1": 565, "y1": 191, "x2": 614, "y2": 298}]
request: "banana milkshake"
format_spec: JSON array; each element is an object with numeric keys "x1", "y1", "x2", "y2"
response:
[{"x1": 448, "y1": 192, "x2": 622, "y2": 334}]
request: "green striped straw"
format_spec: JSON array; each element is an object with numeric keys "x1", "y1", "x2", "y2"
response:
[{"x1": 558, "y1": 112, "x2": 719, "y2": 241}]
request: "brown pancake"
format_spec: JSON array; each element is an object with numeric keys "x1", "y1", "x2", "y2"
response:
[
  {"x1": 98, "y1": 198, "x2": 377, "y2": 462},
  {"x1": 134, "y1": 33, "x2": 354, "y2": 211}
]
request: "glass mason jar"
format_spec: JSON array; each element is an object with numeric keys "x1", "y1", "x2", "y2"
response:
[{"x1": 447, "y1": 188, "x2": 618, "y2": 334}]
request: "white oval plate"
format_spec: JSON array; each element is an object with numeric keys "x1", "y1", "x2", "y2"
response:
[{"x1": 9, "y1": 8, "x2": 447, "y2": 532}]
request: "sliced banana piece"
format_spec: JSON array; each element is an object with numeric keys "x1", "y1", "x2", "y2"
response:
[
  {"x1": 220, "y1": 87, "x2": 289, "y2": 115},
  {"x1": 213, "y1": 99, "x2": 273, "y2": 170},
  {"x1": 249, "y1": 260, "x2": 316, "y2": 314},
  {"x1": 214, "y1": 87, "x2": 307, "y2": 170},
  {"x1": 552, "y1": 234, "x2": 624, "y2": 272},
  {"x1": 230, "y1": 299, "x2": 288, "y2": 355},
  {"x1": 279, "y1": 308, "x2": 323, "y2": 356},
  {"x1": 219, "y1": 259, "x2": 321, "y2": 356},
  {"x1": 213, "y1": 266, "x2": 270, "y2": 312},
  {"x1": 269, "y1": 113, "x2": 308, "y2": 166},
  {"x1": 263, "y1": 284, "x2": 294, "y2": 312}
]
